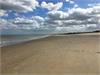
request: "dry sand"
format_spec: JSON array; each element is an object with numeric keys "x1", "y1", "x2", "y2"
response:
[{"x1": 1, "y1": 33, "x2": 100, "y2": 75}]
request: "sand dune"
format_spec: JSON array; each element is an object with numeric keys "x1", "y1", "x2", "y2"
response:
[{"x1": 1, "y1": 33, "x2": 100, "y2": 75}]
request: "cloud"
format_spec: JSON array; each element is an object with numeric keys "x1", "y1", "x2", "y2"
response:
[
  {"x1": 0, "y1": 10, "x2": 8, "y2": 16},
  {"x1": 0, "y1": 19, "x2": 18, "y2": 30},
  {"x1": 13, "y1": 16, "x2": 45, "y2": 29},
  {"x1": 73, "y1": 4, "x2": 79, "y2": 8},
  {"x1": 32, "y1": 16, "x2": 44, "y2": 23},
  {"x1": 47, "y1": 4, "x2": 100, "y2": 21},
  {"x1": 69, "y1": 1, "x2": 74, "y2": 4},
  {"x1": 0, "y1": 4, "x2": 100, "y2": 33},
  {"x1": 66, "y1": 0, "x2": 79, "y2": 9},
  {"x1": 88, "y1": 3, "x2": 100, "y2": 7},
  {"x1": 0, "y1": 0, "x2": 39, "y2": 12},
  {"x1": 47, "y1": 8, "x2": 91, "y2": 21},
  {"x1": 46, "y1": 4, "x2": 100, "y2": 31},
  {"x1": 66, "y1": 0, "x2": 75, "y2": 4},
  {"x1": 47, "y1": 11, "x2": 69, "y2": 20},
  {"x1": 0, "y1": 16, "x2": 45, "y2": 30},
  {"x1": 41, "y1": 1, "x2": 63, "y2": 11}
]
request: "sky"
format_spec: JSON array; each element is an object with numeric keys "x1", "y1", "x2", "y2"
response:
[{"x1": 0, "y1": 0, "x2": 100, "y2": 34}]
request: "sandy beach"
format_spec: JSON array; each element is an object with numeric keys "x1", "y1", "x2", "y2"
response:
[{"x1": 1, "y1": 33, "x2": 100, "y2": 75}]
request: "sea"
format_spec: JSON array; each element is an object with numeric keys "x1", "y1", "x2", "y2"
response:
[
  {"x1": 0, "y1": 34, "x2": 50, "y2": 47},
  {"x1": 0, "y1": 27, "x2": 99, "y2": 47},
  {"x1": 0, "y1": 28, "x2": 56, "y2": 47}
]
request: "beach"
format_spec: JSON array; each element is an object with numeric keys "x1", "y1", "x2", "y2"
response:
[{"x1": 1, "y1": 33, "x2": 100, "y2": 75}]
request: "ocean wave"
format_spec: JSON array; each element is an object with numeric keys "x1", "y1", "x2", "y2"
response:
[{"x1": 0, "y1": 35, "x2": 50, "y2": 47}]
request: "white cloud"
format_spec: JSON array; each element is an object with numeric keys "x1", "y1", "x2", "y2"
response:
[
  {"x1": 0, "y1": 16, "x2": 45, "y2": 30},
  {"x1": 0, "y1": 10, "x2": 6, "y2": 16},
  {"x1": 47, "y1": 8, "x2": 91, "y2": 21},
  {"x1": 47, "y1": 5, "x2": 100, "y2": 20},
  {"x1": 14, "y1": 17, "x2": 33, "y2": 25},
  {"x1": 0, "y1": 4, "x2": 100, "y2": 33},
  {"x1": 0, "y1": 10, "x2": 8, "y2": 16},
  {"x1": 0, "y1": 0, "x2": 39, "y2": 12},
  {"x1": 88, "y1": 3, "x2": 100, "y2": 7},
  {"x1": 47, "y1": 11, "x2": 69, "y2": 20},
  {"x1": 46, "y1": 4, "x2": 100, "y2": 31},
  {"x1": 66, "y1": 0, "x2": 75, "y2": 4},
  {"x1": 41, "y1": 2, "x2": 63, "y2": 11},
  {"x1": 69, "y1": 1, "x2": 74, "y2": 4},
  {"x1": 13, "y1": 16, "x2": 44, "y2": 29},
  {"x1": 32, "y1": 16, "x2": 44, "y2": 23},
  {"x1": 66, "y1": 0, "x2": 70, "y2": 2},
  {"x1": 66, "y1": 0, "x2": 78, "y2": 8},
  {"x1": 0, "y1": 19, "x2": 18, "y2": 30},
  {"x1": 74, "y1": 4, "x2": 79, "y2": 8}
]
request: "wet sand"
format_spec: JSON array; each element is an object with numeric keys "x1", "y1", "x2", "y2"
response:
[{"x1": 1, "y1": 33, "x2": 100, "y2": 75}]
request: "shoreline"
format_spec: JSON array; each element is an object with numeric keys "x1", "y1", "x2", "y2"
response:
[
  {"x1": 1, "y1": 32, "x2": 100, "y2": 48},
  {"x1": 0, "y1": 35, "x2": 50, "y2": 47}
]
